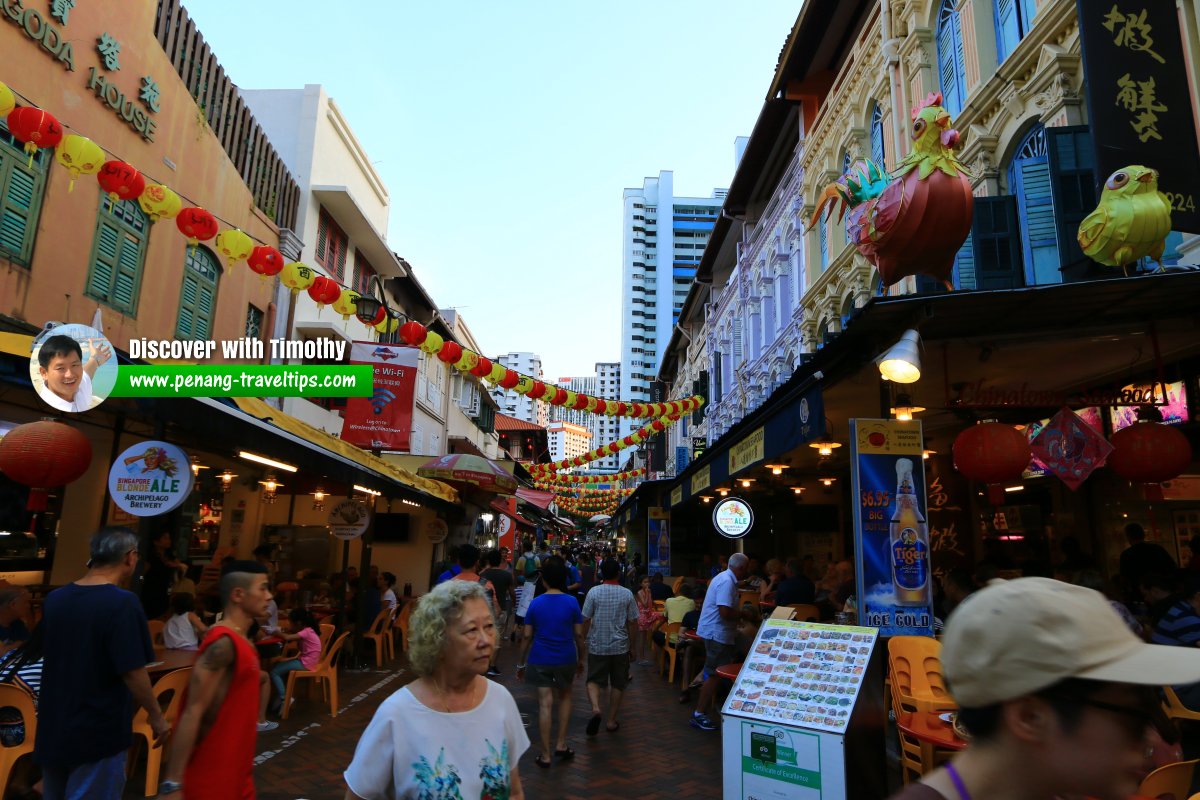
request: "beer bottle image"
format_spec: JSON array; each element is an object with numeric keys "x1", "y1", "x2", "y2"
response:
[
  {"x1": 656, "y1": 526, "x2": 670, "y2": 571},
  {"x1": 890, "y1": 458, "x2": 930, "y2": 606}
]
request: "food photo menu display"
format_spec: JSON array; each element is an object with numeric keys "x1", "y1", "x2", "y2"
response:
[{"x1": 726, "y1": 620, "x2": 879, "y2": 735}]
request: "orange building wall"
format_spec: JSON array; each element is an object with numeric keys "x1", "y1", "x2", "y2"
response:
[{"x1": 0, "y1": 0, "x2": 278, "y2": 351}]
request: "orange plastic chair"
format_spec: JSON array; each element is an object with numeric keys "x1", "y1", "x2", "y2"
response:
[
  {"x1": 1163, "y1": 686, "x2": 1200, "y2": 724},
  {"x1": 363, "y1": 607, "x2": 394, "y2": 667},
  {"x1": 129, "y1": 667, "x2": 192, "y2": 797},
  {"x1": 658, "y1": 622, "x2": 682, "y2": 683},
  {"x1": 671, "y1": 576, "x2": 685, "y2": 596},
  {"x1": 394, "y1": 602, "x2": 415, "y2": 654},
  {"x1": 147, "y1": 619, "x2": 165, "y2": 648},
  {"x1": 282, "y1": 632, "x2": 350, "y2": 720},
  {"x1": 1140, "y1": 758, "x2": 1198, "y2": 799},
  {"x1": 888, "y1": 636, "x2": 957, "y2": 714},
  {"x1": 787, "y1": 604, "x2": 821, "y2": 622},
  {"x1": 319, "y1": 623, "x2": 335, "y2": 655},
  {"x1": 738, "y1": 591, "x2": 760, "y2": 610},
  {"x1": 0, "y1": 684, "x2": 35, "y2": 798}
]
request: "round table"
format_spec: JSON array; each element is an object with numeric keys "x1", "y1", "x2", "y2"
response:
[
  {"x1": 683, "y1": 630, "x2": 702, "y2": 642},
  {"x1": 147, "y1": 648, "x2": 198, "y2": 676},
  {"x1": 895, "y1": 710, "x2": 968, "y2": 752},
  {"x1": 715, "y1": 662, "x2": 743, "y2": 681}
]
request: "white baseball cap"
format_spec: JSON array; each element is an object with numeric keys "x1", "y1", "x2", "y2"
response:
[{"x1": 942, "y1": 577, "x2": 1200, "y2": 707}]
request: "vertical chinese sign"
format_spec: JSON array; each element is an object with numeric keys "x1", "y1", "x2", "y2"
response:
[
  {"x1": 1077, "y1": 0, "x2": 1200, "y2": 232},
  {"x1": 340, "y1": 342, "x2": 418, "y2": 451},
  {"x1": 849, "y1": 420, "x2": 934, "y2": 637},
  {"x1": 647, "y1": 507, "x2": 671, "y2": 576}
]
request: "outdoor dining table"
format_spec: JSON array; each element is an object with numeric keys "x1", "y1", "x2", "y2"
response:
[
  {"x1": 715, "y1": 662, "x2": 743, "y2": 681},
  {"x1": 147, "y1": 647, "x2": 199, "y2": 676}
]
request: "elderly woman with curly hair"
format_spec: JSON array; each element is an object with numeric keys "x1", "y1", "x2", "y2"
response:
[{"x1": 344, "y1": 581, "x2": 528, "y2": 800}]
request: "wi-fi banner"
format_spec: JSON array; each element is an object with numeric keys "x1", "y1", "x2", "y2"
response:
[{"x1": 340, "y1": 341, "x2": 419, "y2": 451}]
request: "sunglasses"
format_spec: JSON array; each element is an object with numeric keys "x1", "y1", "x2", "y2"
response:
[{"x1": 1056, "y1": 694, "x2": 1167, "y2": 742}]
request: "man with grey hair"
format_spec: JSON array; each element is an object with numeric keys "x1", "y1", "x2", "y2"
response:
[
  {"x1": 690, "y1": 552, "x2": 751, "y2": 731},
  {"x1": 35, "y1": 526, "x2": 169, "y2": 799}
]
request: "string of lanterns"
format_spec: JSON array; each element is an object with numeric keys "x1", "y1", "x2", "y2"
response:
[
  {"x1": 534, "y1": 467, "x2": 646, "y2": 485},
  {"x1": 538, "y1": 485, "x2": 634, "y2": 496},
  {"x1": 0, "y1": 80, "x2": 397, "y2": 336},
  {"x1": 530, "y1": 411, "x2": 688, "y2": 476}
]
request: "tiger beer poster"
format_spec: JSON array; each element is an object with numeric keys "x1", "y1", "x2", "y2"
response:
[
  {"x1": 340, "y1": 342, "x2": 419, "y2": 451},
  {"x1": 849, "y1": 419, "x2": 934, "y2": 637}
]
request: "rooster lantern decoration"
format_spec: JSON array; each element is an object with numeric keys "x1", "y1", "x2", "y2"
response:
[
  {"x1": 807, "y1": 92, "x2": 974, "y2": 291},
  {"x1": 1077, "y1": 165, "x2": 1172, "y2": 274}
]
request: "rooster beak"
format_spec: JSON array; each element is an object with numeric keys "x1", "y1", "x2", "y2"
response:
[
  {"x1": 935, "y1": 111, "x2": 951, "y2": 128},
  {"x1": 1137, "y1": 171, "x2": 1155, "y2": 183}
]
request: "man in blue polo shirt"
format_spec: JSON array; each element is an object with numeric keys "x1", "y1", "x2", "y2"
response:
[
  {"x1": 1151, "y1": 572, "x2": 1200, "y2": 708},
  {"x1": 690, "y1": 552, "x2": 750, "y2": 731}
]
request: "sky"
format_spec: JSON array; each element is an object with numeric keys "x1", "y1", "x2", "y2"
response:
[{"x1": 183, "y1": 1, "x2": 802, "y2": 379}]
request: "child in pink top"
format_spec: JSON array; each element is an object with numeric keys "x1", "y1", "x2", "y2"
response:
[{"x1": 268, "y1": 609, "x2": 323, "y2": 714}]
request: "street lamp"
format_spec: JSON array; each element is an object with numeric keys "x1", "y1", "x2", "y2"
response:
[{"x1": 352, "y1": 274, "x2": 400, "y2": 330}]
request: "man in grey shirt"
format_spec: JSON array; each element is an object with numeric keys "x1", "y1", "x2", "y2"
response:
[{"x1": 581, "y1": 559, "x2": 639, "y2": 736}]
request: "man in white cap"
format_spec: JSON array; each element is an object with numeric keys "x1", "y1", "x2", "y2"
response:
[{"x1": 888, "y1": 576, "x2": 1200, "y2": 800}]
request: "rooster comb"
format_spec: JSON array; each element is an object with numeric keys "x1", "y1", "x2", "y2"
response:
[{"x1": 911, "y1": 92, "x2": 945, "y2": 120}]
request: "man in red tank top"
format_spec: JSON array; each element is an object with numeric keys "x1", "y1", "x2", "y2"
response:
[{"x1": 159, "y1": 560, "x2": 272, "y2": 799}]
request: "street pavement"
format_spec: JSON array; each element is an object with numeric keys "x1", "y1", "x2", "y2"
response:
[{"x1": 123, "y1": 639, "x2": 724, "y2": 799}]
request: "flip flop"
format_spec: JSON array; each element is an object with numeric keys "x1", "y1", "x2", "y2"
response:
[
  {"x1": 606, "y1": 721, "x2": 620, "y2": 733},
  {"x1": 535, "y1": 754, "x2": 552, "y2": 768},
  {"x1": 555, "y1": 747, "x2": 575, "y2": 760},
  {"x1": 586, "y1": 713, "x2": 602, "y2": 736}
]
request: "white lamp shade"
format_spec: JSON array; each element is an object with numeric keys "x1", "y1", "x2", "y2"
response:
[{"x1": 879, "y1": 329, "x2": 922, "y2": 383}]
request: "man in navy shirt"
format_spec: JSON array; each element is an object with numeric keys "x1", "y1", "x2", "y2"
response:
[
  {"x1": 1151, "y1": 572, "x2": 1200, "y2": 708},
  {"x1": 35, "y1": 527, "x2": 169, "y2": 798},
  {"x1": 774, "y1": 558, "x2": 816, "y2": 607}
]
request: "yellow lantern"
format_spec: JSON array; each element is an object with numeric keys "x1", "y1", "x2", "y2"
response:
[
  {"x1": 139, "y1": 183, "x2": 182, "y2": 222},
  {"x1": 487, "y1": 362, "x2": 507, "y2": 384},
  {"x1": 0, "y1": 81, "x2": 13, "y2": 117},
  {"x1": 375, "y1": 313, "x2": 399, "y2": 335},
  {"x1": 540, "y1": 384, "x2": 557, "y2": 402},
  {"x1": 215, "y1": 229, "x2": 254, "y2": 266},
  {"x1": 515, "y1": 376, "x2": 534, "y2": 395},
  {"x1": 563, "y1": 390, "x2": 577, "y2": 408},
  {"x1": 419, "y1": 331, "x2": 444, "y2": 354},
  {"x1": 54, "y1": 135, "x2": 105, "y2": 192},
  {"x1": 455, "y1": 350, "x2": 479, "y2": 372},
  {"x1": 332, "y1": 289, "x2": 360, "y2": 321},
  {"x1": 585, "y1": 396, "x2": 599, "y2": 413},
  {"x1": 280, "y1": 262, "x2": 316, "y2": 295}
]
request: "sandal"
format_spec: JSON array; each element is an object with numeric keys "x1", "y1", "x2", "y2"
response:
[
  {"x1": 606, "y1": 721, "x2": 620, "y2": 733},
  {"x1": 555, "y1": 747, "x2": 575, "y2": 760},
  {"x1": 535, "y1": 754, "x2": 552, "y2": 768},
  {"x1": 586, "y1": 713, "x2": 602, "y2": 736}
]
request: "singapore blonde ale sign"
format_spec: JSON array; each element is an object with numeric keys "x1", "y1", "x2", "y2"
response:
[{"x1": 713, "y1": 497, "x2": 754, "y2": 539}]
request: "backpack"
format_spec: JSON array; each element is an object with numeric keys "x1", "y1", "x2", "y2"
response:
[{"x1": 517, "y1": 553, "x2": 539, "y2": 585}]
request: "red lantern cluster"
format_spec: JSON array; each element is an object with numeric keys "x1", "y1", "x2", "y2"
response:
[
  {"x1": 953, "y1": 422, "x2": 1031, "y2": 504},
  {"x1": 0, "y1": 420, "x2": 93, "y2": 511},
  {"x1": 1108, "y1": 420, "x2": 1193, "y2": 491}
]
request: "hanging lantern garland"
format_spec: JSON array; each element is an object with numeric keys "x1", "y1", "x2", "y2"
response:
[
  {"x1": 54, "y1": 134, "x2": 105, "y2": 192},
  {"x1": 0, "y1": 81, "x2": 14, "y2": 117},
  {"x1": 215, "y1": 228, "x2": 255, "y2": 267},
  {"x1": 97, "y1": 160, "x2": 145, "y2": 209},
  {"x1": 139, "y1": 183, "x2": 182, "y2": 222},
  {"x1": 535, "y1": 467, "x2": 646, "y2": 485},
  {"x1": 176, "y1": 207, "x2": 219, "y2": 251},
  {"x1": 247, "y1": 246, "x2": 284, "y2": 281},
  {"x1": 7, "y1": 106, "x2": 63, "y2": 166}
]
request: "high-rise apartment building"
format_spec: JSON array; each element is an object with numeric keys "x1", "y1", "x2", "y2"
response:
[
  {"x1": 549, "y1": 376, "x2": 596, "y2": 427},
  {"x1": 548, "y1": 422, "x2": 592, "y2": 471},
  {"x1": 488, "y1": 352, "x2": 548, "y2": 426},
  {"x1": 550, "y1": 364, "x2": 622, "y2": 473},
  {"x1": 620, "y1": 172, "x2": 724, "y2": 439}
]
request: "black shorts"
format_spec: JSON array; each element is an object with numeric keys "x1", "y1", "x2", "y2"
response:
[
  {"x1": 703, "y1": 638, "x2": 738, "y2": 676},
  {"x1": 525, "y1": 662, "x2": 576, "y2": 689},
  {"x1": 586, "y1": 653, "x2": 631, "y2": 690}
]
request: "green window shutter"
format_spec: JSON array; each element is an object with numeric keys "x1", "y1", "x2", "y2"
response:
[
  {"x1": 113, "y1": 233, "x2": 142, "y2": 312},
  {"x1": 0, "y1": 146, "x2": 47, "y2": 266},
  {"x1": 970, "y1": 195, "x2": 1024, "y2": 289},
  {"x1": 197, "y1": 284, "x2": 214, "y2": 339},
  {"x1": 88, "y1": 221, "x2": 120, "y2": 299},
  {"x1": 177, "y1": 278, "x2": 195, "y2": 339},
  {"x1": 177, "y1": 247, "x2": 220, "y2": 340},
  {"x1": 86, "y1": 201, "x2": 147, "y2": 314},
  {"x1": 316, "y1": 211, "x2": 329, "y2": 263}
]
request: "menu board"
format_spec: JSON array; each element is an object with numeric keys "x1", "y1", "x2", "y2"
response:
[{"x1": 724, "y1": 620, "x2": 879, "y2": 735}]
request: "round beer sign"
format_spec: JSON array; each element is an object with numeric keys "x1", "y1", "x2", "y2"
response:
[
  {"x1": 713, "y1": 497, "x2": 754, "y2": 539},
  {"x1": 497, "y1": 515, "x2": 513, "y2": 537},
  {"x1": 108, "y1": 441, "x2": 193, "y2": 517},
  {"x1": 328, "y1": 500, "x2": 370, "y2": 540}
]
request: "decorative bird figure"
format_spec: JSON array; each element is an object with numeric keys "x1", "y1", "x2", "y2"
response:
[
  {"x1": 1077, "y1": 165, "x2": 1172, "y2": 275},
  {"x1": 807, "y1": 92, "x2": 974, "y2": 291}
]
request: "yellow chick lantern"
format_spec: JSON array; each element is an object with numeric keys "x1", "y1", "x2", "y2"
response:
[{"x1": 1078, "y1": 166, "x2": 1172, "y2": 274}]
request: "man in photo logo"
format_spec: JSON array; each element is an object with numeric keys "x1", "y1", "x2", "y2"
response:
[{"x1": 38, "y1": 334, "x2": 111, "y2": 412}]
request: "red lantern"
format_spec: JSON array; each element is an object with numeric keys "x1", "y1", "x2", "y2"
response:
[
  {"x1": 399, "y1": 321, "x2": 427, "y2": 346},
  {"x1": 366, "y1": 305, "x2": 387, "y2": 327},
  {"x1": 307, "y1": 276, "x2": 341, "y2": 309},
  {"x1": 573, "y1": 394, "x2": 589, "y2": 411},
  {"x1": 499, "y1": 370, "x2": 520, "y2": 390},
  {"x1": 953, "y1": 422, "x2": 1032, "y2": 504},
  {"x1": 7, "y1": 108, "x2": 63, "y2": 166},
  {"x1": 247, "y1": 245, "x2": 284, "y2": 279},
  {"x1": 551, "y1": 388, "x2": 569, "y2": 406},
  {"x1": 470, "y1": 356, "x2": 492, "y2": 378},
  {"x1": 1108, "y1": 421, "x2": 1193, "y2": 485},
  {"x1": 530, "y1": 380, "x2": 546, "y2": 399},
  {"x1": 616, "y1": 402, "x2": 628, "y2": 416},
  {"x1": 437, "y1": 341, "x2": 463, "y2": 364},
  {"x1": 97, "y1": 161, "x2": 145, "y2": 206},
  {"x1": 176, "y1": 207, "x2": 219, "y2": 247},
  {"x1": 0, "y1": 420, "x2": 92, "y2": 511}
]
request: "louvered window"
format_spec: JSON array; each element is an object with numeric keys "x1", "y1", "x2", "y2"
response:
[
  {"x1": 176, "y1": 246, "x2": 221, "y2": 340},
  {"x1": 315, "y1": 208, "x2": 347, "y2": 279},
  {"x1": 870, "y1": 104, "x2": 886, "y2": 168},
  {"x1": 86, "y1": 199, "x2": 149, "y2": 315},
  {"x1": 1007, "y1": 125, "x2": 1058, "y2": 285},
  {"x1": 0, "y1": 120, "x2": 48, "y2": 267},
  {"x1": 937, "y1": 0, "x2": 968, "y2": 117},
  {"x1": 995, "y1": 0, "x2": 1038, "y2": 63}
]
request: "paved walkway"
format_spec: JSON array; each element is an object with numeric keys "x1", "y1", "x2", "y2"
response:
[{"x1": 122, "y1": 640, "x2": 723, "y2": 799}]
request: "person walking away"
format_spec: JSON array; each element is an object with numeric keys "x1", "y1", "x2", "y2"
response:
[
  {"x1": 581, "y1": 559, "x2": 639, "y2": 736},
  {"x1": 159, "y1": 561, "x2": 273, "y2": 799},
  {"x1": 343, "y1": 581, "x2": 528, "y2": 799},
  {"x1": 452, "y1": 544, "x2": 501, "y2": 676},
  {"x1": 267, "y1": 609, "x2": 322, "y2": 717},
  {"x1": 515, "y1": 540, "x2": 540, "y2": 587},
  {"x1": 885, "y1": 576, "x2": 1200, "y2": 800},
  {"x1": 34, "y1": 527, "x2": 169, "y2": 799},
  {"x1": 690, "y1": 553, "x2": 751, "y2": 731},
  {"x1": 634, "y1": 576, "x2": 661, "y2": 665},
  {"x1": 482, "y1": 549, "x2": 517, "y2": 646},
  {"x1": 517, "y1": 561, "x2": 583, "y2": 768}
]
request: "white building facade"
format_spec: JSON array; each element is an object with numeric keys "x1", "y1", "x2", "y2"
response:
[
  {"x1": 489, "y1": 352, "x2": 548, "y2": 427},
  {"x1": 548, "y1": 422, "x2": 592, "y2": 470}
]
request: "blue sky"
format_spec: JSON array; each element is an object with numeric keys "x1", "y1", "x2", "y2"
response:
[{"x1": 183, "y1": 1, "x2": 801, "y2": 379}]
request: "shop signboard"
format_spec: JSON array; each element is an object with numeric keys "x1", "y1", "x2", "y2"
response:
[
  {"x1": 340, "y1": 341, "x2": 418, "y2": 451},
  {"x1": 690, "y1": 464, "x2": 711, "y2": 496},
  {"x1": 713, "y1": 497, "x2": 754, "y2": 539},
  {"x1": 849, "y1": 420, "x2": 934, "y2": 637},
  {"x1": 1077, "y1": 0, "x2": 1200, "y2": 233},
  {"x1": 328, "y1": 500, "x2": 370, "y2": 541},
  {"x1": 108, "y1": 441, "x2": 193, "y2": 516},
  {"x1": 648, "y1": 509, "x2": 670, "y2": 576},
  {"x1": 721, "y1": 618, "x2": 881, "y2": 800}
]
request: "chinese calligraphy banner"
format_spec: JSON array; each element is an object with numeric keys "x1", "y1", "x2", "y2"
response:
[{"x1": 1078, "y1": 0, "x2": 1200, "y2": 233}]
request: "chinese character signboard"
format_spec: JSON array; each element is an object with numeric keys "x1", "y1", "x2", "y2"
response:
[
  {"x1": 340, "y1": 342, "x2": 418, "y2": 451},
  {"x1": 849, "y1": 420, "x2": 934, "y2": 637},
  {"x1": 1078, "y1": 0, "x2": 1200, "y2": 232}
]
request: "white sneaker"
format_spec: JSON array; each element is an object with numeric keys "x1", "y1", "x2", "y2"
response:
[{"x1": 257, "y1": 720, "x2": 279, "y2": 732}]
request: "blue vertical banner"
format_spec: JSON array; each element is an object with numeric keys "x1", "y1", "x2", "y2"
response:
[
  {"x1": 647, "y1": 508, "x2": 671, "y2": 576},
  {"x1": 850, "y1": 420, "x2": 934, "y2": 637}
]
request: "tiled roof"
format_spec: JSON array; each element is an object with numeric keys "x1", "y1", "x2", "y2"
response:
[{"x1": 494, "y1": 413, "x2": 546, "y2": 432}]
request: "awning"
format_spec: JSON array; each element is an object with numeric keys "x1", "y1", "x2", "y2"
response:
[
  {"x1": 515, "y1": 487, "x2": 555, "y2": 510},
  {"x1": 490, "y1": 499, "x2": 536, "y2": 528}
]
